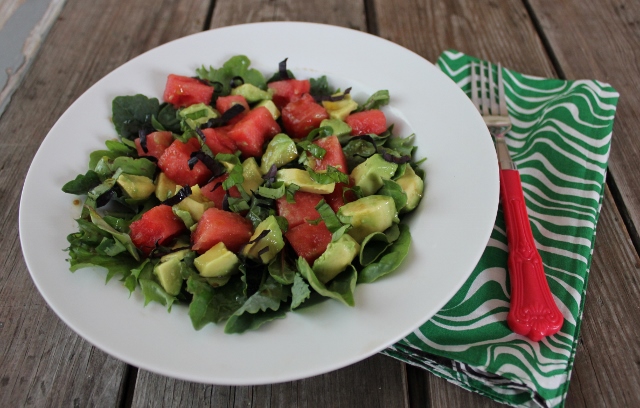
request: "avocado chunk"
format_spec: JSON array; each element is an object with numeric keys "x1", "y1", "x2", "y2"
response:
[
  {"x1": 320, "y1": 118, "x2": 352, "y2": 137},
  {"x1": 260, "y1": 133, "x2": 299, "y2": 174},
  {"x1": 153, "y1": 249, "x2": 191, "y2": 296},
  {"x1": 179, "y1": 103, "x2": 219, "y2": 129},
  {"x1": 175, "y1": 185, "x2": 215, "y2": 221},
  {"x1": 350, "y1": 154, "x2": 398, "y2": 196},
  {"x1": 117, "y1": 174, "x2": 156, "y2": 200},
  {"x1": 241, "y1": 157, "x2": 264, "y2": 195},
  {"x1": 194, "y1": 242, "x2": 240, "y2": 278},
  {"x1": 231, "y1": 83, "x2": 273, "y2": 103},
  {"x1": 276, "y1": 168, "x2": 335, "y2": 194},
  {"x1": 337, "y1": 195, "x2": 399, "y2": 243},
  {"x1": 255, "y1": 100, "x2": 280, "y2": 120},
  {"x1": 322, "y1": 93, "x2": 358, "y2": 121},
  {"x1": 395, "y1": 165, "x2": 424, "y2": 212},
  {"x1": 312, "y1": 234, "x2": 361, "y2": 283},
  {"x1": 155, "y1": 172, "x2": 177, "y2": 201},
  {"x1": 241, "y1": 215, "x2": 285, "y2": 264}
]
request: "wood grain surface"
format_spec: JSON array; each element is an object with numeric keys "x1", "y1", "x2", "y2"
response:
[{"x1": 1, "y1": 0, "x2": 639, "y2": 406}]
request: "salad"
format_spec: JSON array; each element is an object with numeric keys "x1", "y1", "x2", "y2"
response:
[{"x1": 62, "y1": 55, "x2": 425, "y2": 334}]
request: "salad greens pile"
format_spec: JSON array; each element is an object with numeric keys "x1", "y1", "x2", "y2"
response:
[{"x1": 62, "y1": 55, "x2": 425, "y2": 334}]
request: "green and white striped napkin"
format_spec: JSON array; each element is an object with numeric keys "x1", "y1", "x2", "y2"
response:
[{"x1": 383, "y1": 50, "x2": 620, "y2": 408}]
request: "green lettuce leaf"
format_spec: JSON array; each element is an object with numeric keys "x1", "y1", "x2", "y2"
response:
[
  {"x1": 291, "y1": 273, "x2": 311, "y2": 309},
  {"x1": 196, "y1": 55, "x2": 267, "y2": 96},
  {"x1": 187, "y1": 276, "x2": 245, "y2": 330}
]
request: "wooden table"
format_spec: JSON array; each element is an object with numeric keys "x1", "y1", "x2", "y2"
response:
[{"x1": 2, "y1": 0, "x2": 639, "y2": 406}]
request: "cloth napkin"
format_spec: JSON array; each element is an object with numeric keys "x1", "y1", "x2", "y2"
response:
[{"x1": 383, "y1": 50, "x2": 620, "y2": 408}]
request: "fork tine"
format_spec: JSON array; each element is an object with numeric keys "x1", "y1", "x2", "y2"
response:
[
  {"x1": 498, "y1": 63, "x2": 508, "y2": 117},
  {"x1": 488, "y1": 62, "x2": 498, "y2": 115},
  {"x1": 480, "y1": 61, "x2": 489, "y2": 115},
  {"x1": 470, "y1": 61, "x2": 479, "y2": 110}
]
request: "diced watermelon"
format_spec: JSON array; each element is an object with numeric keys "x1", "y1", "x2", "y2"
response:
[
  {"x1": 267, "y1": 79, "x2": 311, "y2": 110},
  {"x1": 285, "y1": 221, "x2": 332, "y2": 264},
  {"x1": 216, "y1": 95, "x2": 250, "y2": 114},
  {"x1": 200, "y1": 127, "x2": 237, "y2": 155},
  {"x1": 191, "y1": 208, "x2": 254, "y2": 254},
  {"x1": 129, "y1": 205, "x2": 186, "y2": 255},
  {"x1": 324, "y1": 182, "x2": 356, "y2": 213},
  {"x1": 345, "y1": 109, "x2": 387, "y2": 136},
  {"x1": 227, "y1": 107, "x2": 281, "y2": 158},
  {"x1": 307, "y1": 135, "x2": 348, "y2": 173},
  {"x1": 200, "y1": 174, "x2": 241, "y2": 209},
  {"x1": 276, "y1": 191, "x2": 324, "y2": 229},
  {"x1": 157, "y1": 138, "x2": 212, "y2": 186},
  {"x1": 163, "y1": 74, "x2": 214, "y2": 108},
  {"x1": 281, "y1": 93, "x2": 329, "y2": 139},
  {"x1": 135, "y1": 131, "x2": 174, "y2": 159}
]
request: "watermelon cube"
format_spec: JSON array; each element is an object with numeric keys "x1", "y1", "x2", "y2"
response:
[
  {"x1": 129, "y1": 204, "x2": 186, "y2": 255},
  {"x1": 227, "y1": 106, "x2": 281, "y2": 158},
  {"x1": 345, "y1": 109, "x2": 387, "y2": 136},
  {"x1": 157, "y1": 138, "x2": 212, "y2": 186},
  {"x1": 191, "y1": 208, "x2": 254, "y2": 254},
  {"x1": 307, "y1": 135, "x2": 348, "y2": 173},
  {"x1": 276, "y1": 191, "x2": 324, "y2": 229},
  {"x1": 200, "y1": 174, "x2": 241, "y2": 209},
  {"x1": 281, "y1": 93, "x2": 329, "y2": 139},
  {"x1": 200, "y1": 127, "x2": 238, "y2": 155},
  {"x1": 285, "y1": 221, "x2": 333, "y2": 264},
  {"x1": 163, "y1": 74, "x2": 215, "y2": 108},
  {"x1": 135, "y1": 131, "x2": 174, "y2": 159},
  {"x1": 267, "y1": 79, "x2": 311, "y2": 110}
]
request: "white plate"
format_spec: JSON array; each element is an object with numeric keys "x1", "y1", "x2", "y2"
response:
[{"x1": 19, "y1": 22, "x2": 498, "y2": 385}]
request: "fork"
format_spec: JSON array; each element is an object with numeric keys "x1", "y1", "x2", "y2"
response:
[{"x1": 470, "y1": 61, "x2": 564, "y2": 341}]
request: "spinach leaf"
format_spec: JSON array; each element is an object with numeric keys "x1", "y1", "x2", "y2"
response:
[
  {"x1": 358, "y1": 223, "x2": 411, "y2": 283},
  {"x1": 297, "y1": 257, "x2": 356, "y2": 307},
  {"x1": 378, "y1": 179, "x2": 408, "y2": 212},
  {"x1": 112, "y1": 94, "x2": 160, "y2": 140},
  {"x1": 359, "y1": 224, "x2": 400, "y2": 266},
  {"x1": 156, "y1": 103, "x2": 181, "y2": 133}
]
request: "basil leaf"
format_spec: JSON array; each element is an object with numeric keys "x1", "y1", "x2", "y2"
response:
[
  {"x1": 315, "y1": 200, "x2": 343, "y2": 233},
  {"x1": 306, "y1": 166, "x2": 349, "y2": 185}
]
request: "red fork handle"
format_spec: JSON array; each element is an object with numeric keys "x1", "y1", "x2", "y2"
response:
[{"x1": 500, "y1": 169, "x2": 564, "y2": 341}]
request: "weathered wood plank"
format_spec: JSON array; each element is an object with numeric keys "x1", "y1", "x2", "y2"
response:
[
  {"x1": 0, "y1": 0, "x2": 210, "y2": 406},
  {"x1": 371, "y1": 0, "x2": 640, "y2": 406},
  {"x1": 526, "y1": 0, "x2": 640, "y2": 244},
  {"x1": 373, "y1": 0, "x2": 555, "y2": 77},
  {"x1": 564, "y1": 187, "x2": 640, "y2": 407},
  {"x1": 129, "y1": 1, "x2": 410, "y2": 407},
  {"x1": 132, "y1": 354, "x2": 408, "y2": 408}
]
